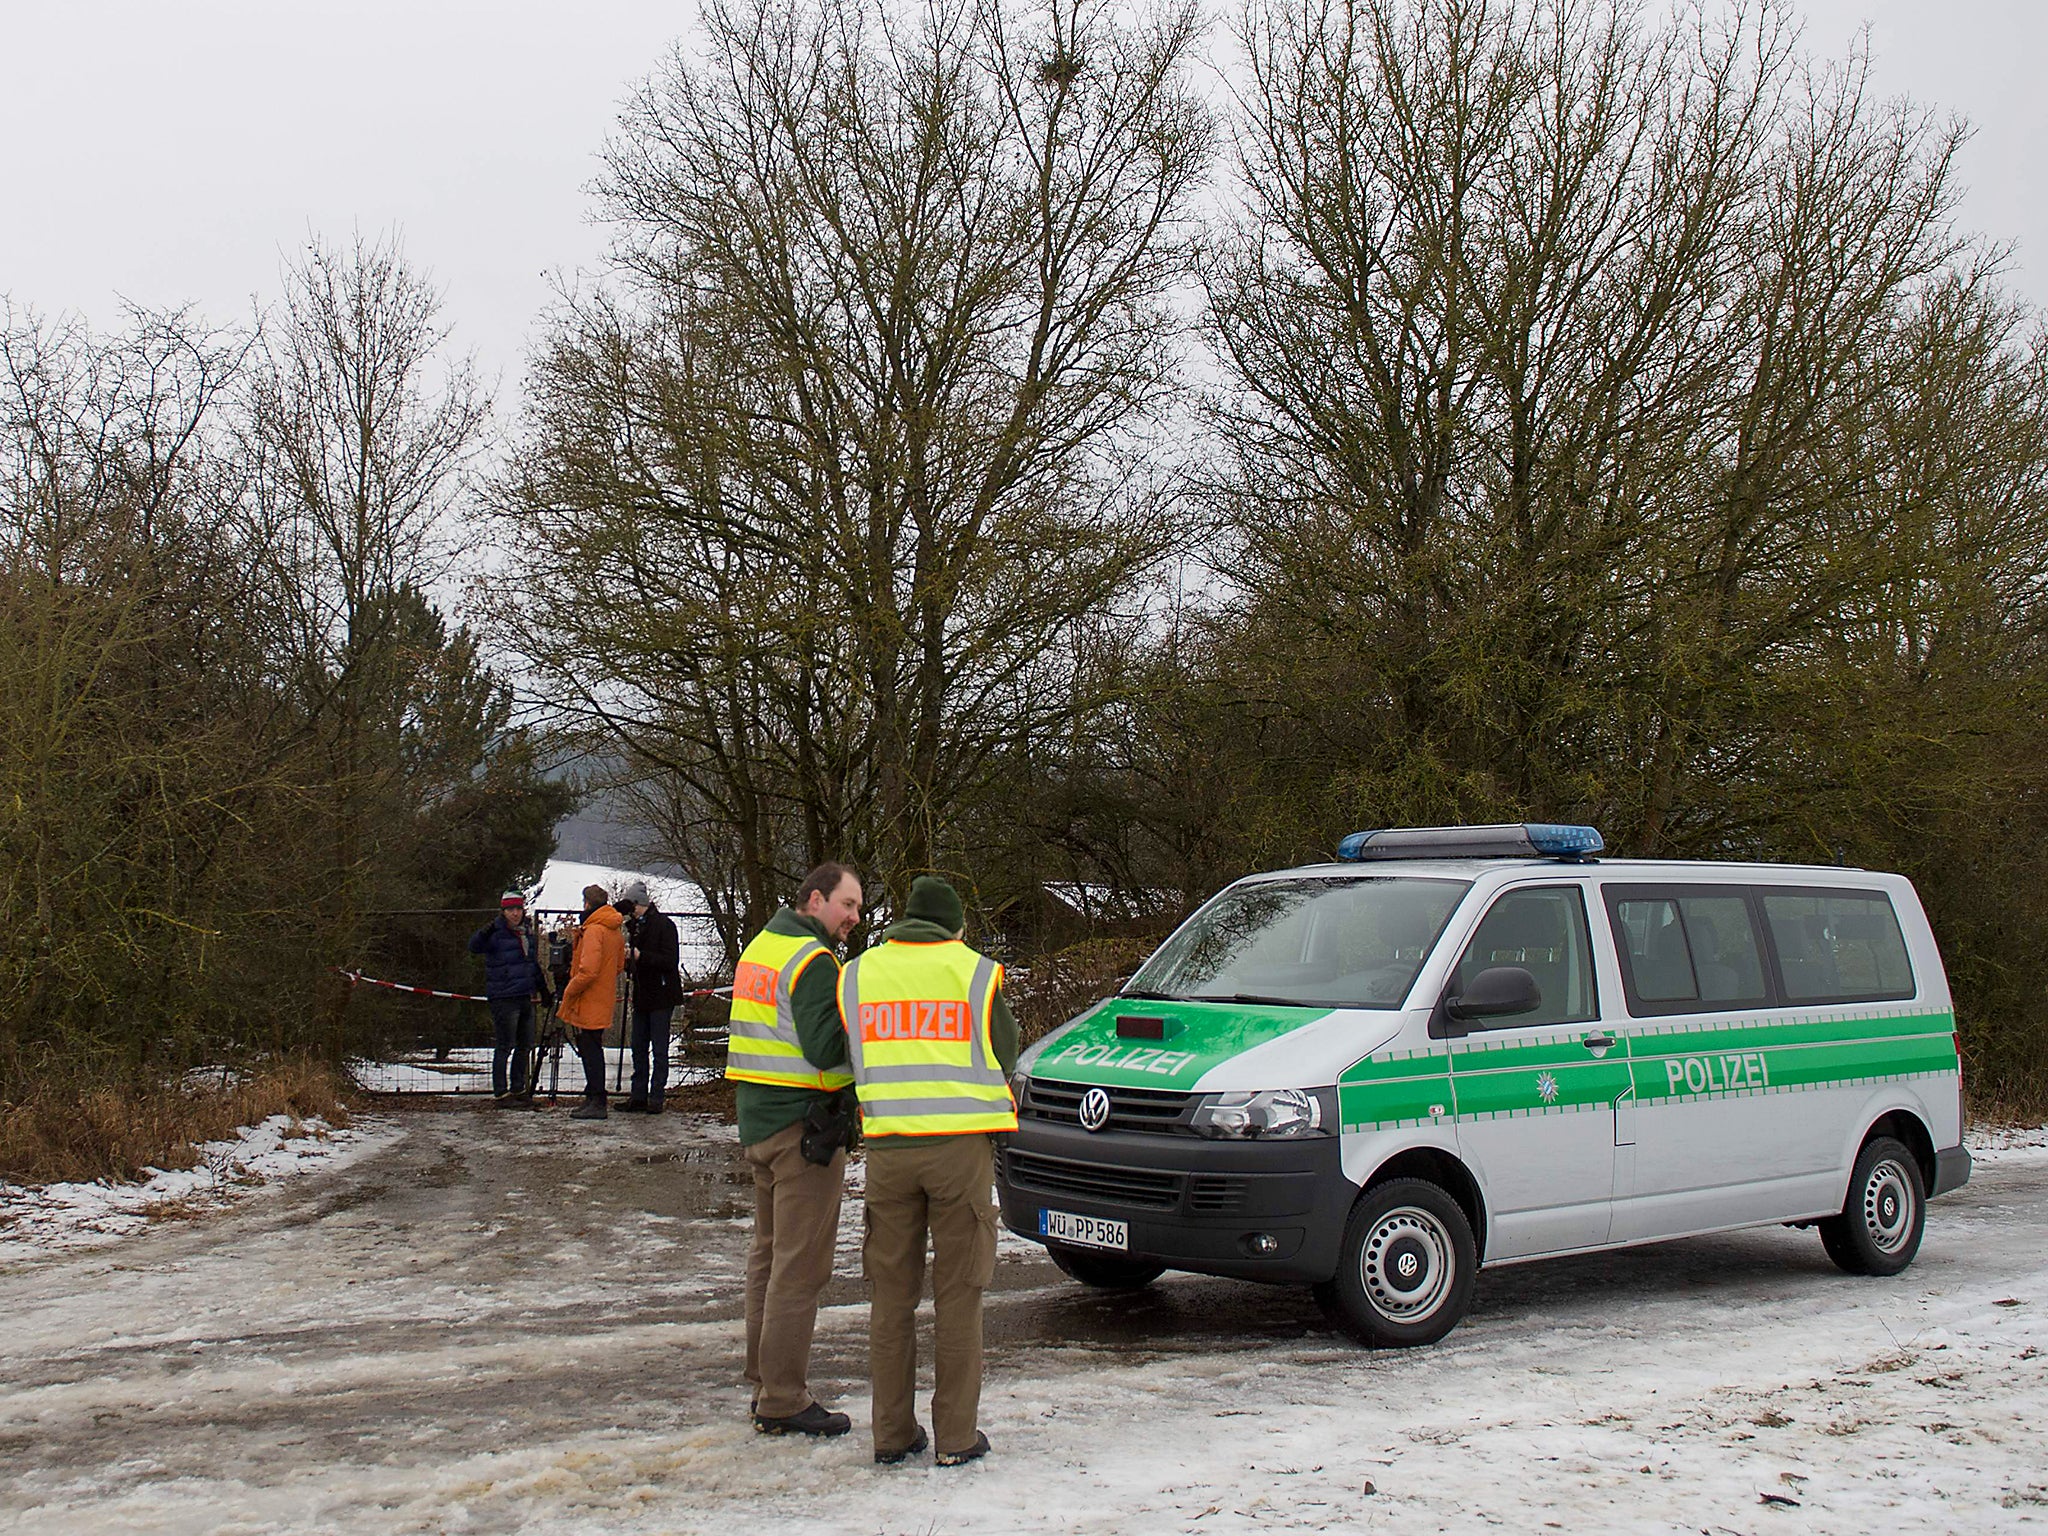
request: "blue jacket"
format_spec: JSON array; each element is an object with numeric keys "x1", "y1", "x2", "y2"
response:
[{"x1": 468, "y1": 917, "x2": 543, "y2": 1001}]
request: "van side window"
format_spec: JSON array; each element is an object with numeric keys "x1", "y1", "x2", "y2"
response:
[
  {"x1": 1606, "y1": 887, "x2": 1770, "y2": 1016},
  {"x1": 1454, "y1": 886, "x2": 1596, "y2": 1027},
  {"x1": 1761, "y1": 889, "x2": 1916, "y2": 1003}
]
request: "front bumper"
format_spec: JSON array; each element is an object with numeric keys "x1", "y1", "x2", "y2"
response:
[
  {"x1": 996, "y1": 1117, "x2": 1353, "y2": 1285},
  {"x1": 1933, "y1": 1143, "x2": 1972, "y2": 1197}
]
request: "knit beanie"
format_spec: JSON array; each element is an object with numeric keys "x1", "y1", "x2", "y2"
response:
[{"x1": 903, "y1": 875, "x2": 966, "y2": 933}]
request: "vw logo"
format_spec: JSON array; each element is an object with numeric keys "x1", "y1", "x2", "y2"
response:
[
  {"x1": 1078, "y1": 1088, "x2": 1112, "y2": 1132},
  {"x1": 1396, "y1": 1253, "x2": 1420, "y2": 1280}
]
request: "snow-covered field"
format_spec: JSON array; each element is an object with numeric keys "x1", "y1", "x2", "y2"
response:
[
  {"x1": 0, "y1": 1109, "x2": 2042, "y2": 1535},
  {"x1": 525, "y1": 859, "x2": 724, "y2": 975}
]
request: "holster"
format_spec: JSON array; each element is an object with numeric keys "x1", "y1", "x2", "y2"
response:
[{"x1": 799, "y1": 1089, "x2": 858, "y2": 1166}]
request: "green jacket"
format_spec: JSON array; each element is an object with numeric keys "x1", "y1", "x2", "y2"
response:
[{"x1": 733, "y1": 907, "x2": 850, "y2": 1146}]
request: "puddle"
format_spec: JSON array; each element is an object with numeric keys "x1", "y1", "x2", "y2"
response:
[{"x1": 632, "y1": 1148, "x2": 728, "y2": 1166}]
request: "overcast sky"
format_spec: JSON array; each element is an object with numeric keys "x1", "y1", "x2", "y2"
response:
[{"x1": 4, "y1": 0, "x2": 2043, "y2": 403}]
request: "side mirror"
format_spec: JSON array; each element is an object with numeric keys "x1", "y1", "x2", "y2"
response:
[{"x1": 1445, "y1": 965, "x2": 1542, "y2": 1024}]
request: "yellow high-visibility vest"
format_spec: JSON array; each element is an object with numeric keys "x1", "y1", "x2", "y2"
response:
[
  {"x1": 724, "y1": 926, "x2": 853, "y2": 1090},
  {"x1": 838, "y1": 939, "x2": 1016, "y2": 1137}
]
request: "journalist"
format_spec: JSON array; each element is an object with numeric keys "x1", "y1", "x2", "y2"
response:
[
  {"x1": 468, "y1": 890, "x2": 545, "y2": 1103},
  {"x1": 619, "y1": 878, "x2": 683, "y2": 1114},
  {"x1": 557, "y1": 882, "x2": 627, "y2": 1120}
]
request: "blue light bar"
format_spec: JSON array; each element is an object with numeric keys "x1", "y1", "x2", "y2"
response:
[
  {"x1": 1336, "y1": 823, "x2": 1605, "y2": 861},
  {"x1": 1523, "y1": 823, "x2": 1605, "y2": 856},
  {"x1": 1335, "y1": 829, "x2": 1382, "y2": 860}
]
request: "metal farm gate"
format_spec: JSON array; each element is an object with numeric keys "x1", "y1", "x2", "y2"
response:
[{"x1": 344, "y1": 907, "x2": 732, "y2": 1096}]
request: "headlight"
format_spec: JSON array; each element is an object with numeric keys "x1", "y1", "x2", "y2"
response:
[{"x1": 1189, "y1": 1087, "x2": 1330, "y2": 1139}]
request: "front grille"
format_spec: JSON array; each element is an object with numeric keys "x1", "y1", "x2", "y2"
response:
[
  {"x1": 1022, "y1": 1080, "x2": 1193, "y2": 1134},
  {"x1": 1003, "y1": 1149, "x2": 1184, "y2": 1209},
  {"x1": 1186, "y1": 1174, "x2": 1248, "y2": 1213}
]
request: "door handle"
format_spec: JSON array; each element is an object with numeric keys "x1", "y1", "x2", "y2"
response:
[{"x1": 1582, "y1": 1034, "x2": 1617, "y2": 1056}]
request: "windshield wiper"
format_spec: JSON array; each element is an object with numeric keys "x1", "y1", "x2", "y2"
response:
[
  {"x1": 1115, "y1": 988, "x2": 1182, "y2": 1001},
  {"x1": 1189, "y1": 992, "x2": 1313, "y2": 1007}
]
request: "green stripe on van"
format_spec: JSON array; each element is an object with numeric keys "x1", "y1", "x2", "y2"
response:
[
  {"x1": 1334, "y1": 1008, "x2": 1957, "y2": 1132},
  {"x1": 1338, "y1": 1073, "x2": 1452, "y2": 1131},
  {"x1": 1625, "y1": 1009, "x2": 1952, "y2": 1056},
  {"x1": 1631, "y1": 1011, "x2": 1957, "y2": 1102},
  {"x1": 1338, "y1": 1047, "x2": 1451, "y2": 1130}
]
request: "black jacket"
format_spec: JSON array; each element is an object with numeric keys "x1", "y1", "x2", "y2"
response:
[{"x1": 631, "y1": 903, "x2": 684, "y2": 1010}]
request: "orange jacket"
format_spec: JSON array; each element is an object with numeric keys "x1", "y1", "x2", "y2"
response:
[{"x1": 558, "y1": 904, "x2": 626, "y2": 1032}]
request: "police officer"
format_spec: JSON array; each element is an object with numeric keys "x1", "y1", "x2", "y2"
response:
[
  {"x1": 839, "y1": 875, "x2": 1018, "y2": 1467},
  {"x1": 727, "y1": 862, "x2": 865, "y2": 1437}
]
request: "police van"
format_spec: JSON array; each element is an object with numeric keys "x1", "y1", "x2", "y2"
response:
[{"x1": 996, "y1": 825, "x2": 1971, "y2": 1346}]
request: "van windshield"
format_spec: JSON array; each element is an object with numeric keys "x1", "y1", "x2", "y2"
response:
[{"x1": 1126, "y1": 876, "x2": 1469, "y2": 1009}]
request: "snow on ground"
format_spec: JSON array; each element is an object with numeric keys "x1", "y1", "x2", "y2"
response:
[
  {"x1": 1967, "y1": 1119, "x2": 2048, "y2": 1152},
  {"x1": 0, "y1": 1113, "x2": 2042, "y2": 1536},
  {"x1": 0, "y1": 1114, "x2": 396, "y2": 1264}
]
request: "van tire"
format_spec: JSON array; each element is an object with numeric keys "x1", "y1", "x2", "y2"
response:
[
  {"x1": 1820, "y1": 1135, "x2": 1926, "y2": 1276},
  {"x1": 1313, "y1": 1178, "x2": 1476, "y2": 1347},
  {"x1": 1048, "y1": 1246, "x2": 1167, "y2": 1290}
]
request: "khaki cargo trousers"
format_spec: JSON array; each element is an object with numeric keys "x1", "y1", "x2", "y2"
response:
[
  {"x1": 743, "y1": 1121, "x2": 848, "y2": 1419},
  {"x1": 862, "y1": 1132, "x2": 1000, "y2": 1459}
]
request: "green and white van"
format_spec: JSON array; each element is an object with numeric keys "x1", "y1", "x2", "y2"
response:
[{"x1": 997, "y1": 824, "x2": 1971, "y2": 1346}]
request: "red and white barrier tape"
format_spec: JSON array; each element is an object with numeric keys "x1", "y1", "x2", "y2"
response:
[
  {"x1": 335, "y1": 968, "x2": 489, "y2": 1002},
  {"x1": 335, "y1": 968, "x2": 733, "y2": 1004}
]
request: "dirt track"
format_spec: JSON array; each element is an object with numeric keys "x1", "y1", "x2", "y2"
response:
[{"x1": 2, "y1": 1103, "x2": 2042, "y2": 1535}]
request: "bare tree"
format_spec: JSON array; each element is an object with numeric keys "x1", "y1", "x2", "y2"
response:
[
  {"x1": 1205, "y1": 0, "x2": 1970, "y2": 849},
  {"x1": 504, "y1": 0, "x2": 1213, "y2": 930},
  {"x1": 244, "y1": 234, "x2": 490, "y2": 967}
]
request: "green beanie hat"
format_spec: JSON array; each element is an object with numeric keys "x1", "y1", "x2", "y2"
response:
[{"x1": 904, "y1": 875, "x2": 966, "y2": 933}]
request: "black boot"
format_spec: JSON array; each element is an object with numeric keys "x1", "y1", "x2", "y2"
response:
[
  {"x1": 875, "y1": 1425, "x2": 929, "y2": 1465},
  {"x1": 753, "y1": 1401, "x2": 851, "y2": 1437},
  {"x1": 936, "y1": 1430, "x2": 991, "y2": 1467}
]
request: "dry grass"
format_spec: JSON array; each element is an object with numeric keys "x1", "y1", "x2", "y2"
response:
[
  {"x1": 0, "y1": 1057, "x2": 355, "y2": 1187},
  {"x1": 1971, "y1": 1089, "x2": 2048, "y2": 1128},
  {"x1": 665, "y1": 1074, "x2": 739, "y2": 1119}
]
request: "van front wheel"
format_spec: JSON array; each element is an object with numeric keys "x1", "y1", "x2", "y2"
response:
[
  {"x1": 1313, "y1": 1179, "x2": 1476, "y2": 1347},
  {"x1": 1820, "y1": 1135, "x2": 1925, "y2": 1276}
]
